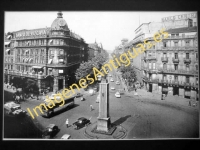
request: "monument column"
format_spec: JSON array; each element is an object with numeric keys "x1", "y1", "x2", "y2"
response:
[{"x1": 97, "y1": 78, "x2": 111, "y2": 132}]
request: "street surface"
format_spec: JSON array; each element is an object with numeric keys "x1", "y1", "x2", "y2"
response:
[{"x1": 4, "y1": 68, "x2": 199, "y2": 139}]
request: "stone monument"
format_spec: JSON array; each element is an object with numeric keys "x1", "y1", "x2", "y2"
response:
[{"x1": 96, "y1": 77, "x2": 111, "y2": 132}]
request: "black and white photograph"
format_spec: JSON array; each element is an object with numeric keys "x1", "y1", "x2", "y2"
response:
[{"x1": 3, "y1": 11, "x2": 199, "y2": 140}]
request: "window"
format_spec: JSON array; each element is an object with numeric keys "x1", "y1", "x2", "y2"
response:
[
  {"x1": 174, "y1": 42, "x2": 178, "y2": 47},
  {"x1": 171, "y1": 34, "x2": 175, "y2": 38},
  {"x1": 196, "y1": 65, "x2": 198, "y2": 70},
  {"x1": 182, "y1": 34, "x2": 185, "y2": 37},
  {"x1": 186, "y1": 53, "x2": 189, "y2": 59},
  {"x1": 50, "y1": 50, "x2": 54, "y2": 55},
  {"x1": 175, "y1": 75, "x2": 178, "y2": 81},
  {"x1": 163, "y1": 42, "x2": 167, "y2": 47},
  {"x1": 163, "y1": 63, "x2": 167, "y2": 70},
  {"x1": 174, "y1": 64, "x2": 178, "y2": 70},
  {"x1": 153, "y1": 63, "x2": 155, "y2": 69},
  {"x1": 186, "y1": 77, "x2": 189, "y2": 83},
  {"x1": 196, "y1": 78, "x2": 198, "y2": 85},
  {"x1": 185, "y1": 41, "x2": 189, "y2": 47},
  {"x1": 194, "y1": 22, "x2": 197, "y2": 26},
  {"x1": 175, "y1": 53, "x2": 178, "y2": 59},
  {"x1": 196, "y1": 53, "x2": 198, "y2": 60},
  {"x1": 60, "y1": 50, "x2": 64, "y2": 55},
  {"x1": 163, "y1": 75, "x2": 166, "y2": 80},
  {"x1": 148, "y1": 52, "x2": 152, "y2": 57},
  {"x1": 188, "y1": 19, "x2": 193, "y2": 27},
  {"x1": 163, "y1": 53, "x2": 167, "y2": 58},
  {"x1": 149, "y1": 62, "x2": 151, "y2": 69},
  {"x1": 186, "y1": 65, "x2": 189, "y2": 71}
]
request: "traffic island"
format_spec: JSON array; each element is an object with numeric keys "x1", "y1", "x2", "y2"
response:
[{"x1": 84, "y1": 121, "x2": 127, "y2": 139}]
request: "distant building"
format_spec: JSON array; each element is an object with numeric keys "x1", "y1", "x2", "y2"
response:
[
  {"x1": 88, "y1": 41, "x2": 104, "y2": 58},
  {"x1": 4, "y1": 12, "x2": 88, "y2": 93}
]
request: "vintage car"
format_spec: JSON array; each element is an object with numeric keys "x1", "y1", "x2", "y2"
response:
[
  {"x1": 61, "y1": 134, "x2": 71, "y2": 139},
  {"x1": 42, "y1": 124, "x2": 59, "y2": 139},
  {"x1": 111, "y1": 86, "x2": 115, "y2": 90},
  {"x1": 115, "y1": 81, "x2": 120, "y2": 85},
  {"x1": 115, "y1": 92, "x2": 121, "y2": 98},
  {"x1": 72, "y1": 117, "x2": 91, "y2": 130},
  {"x1": 110, "y1": 78, "x2": 114, "y2": 82}
]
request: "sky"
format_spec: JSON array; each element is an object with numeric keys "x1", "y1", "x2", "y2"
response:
[{"x1": 5, "y1": 11, "x2": 195, "y2": 52}]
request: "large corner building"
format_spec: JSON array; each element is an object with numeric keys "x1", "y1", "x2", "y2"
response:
[{"x1": 4, "y1": 12, "x2": 88, "y2": 93}]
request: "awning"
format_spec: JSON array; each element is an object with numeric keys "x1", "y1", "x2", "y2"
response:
[
  {"x1": 48, "y1": 59, "x2": 52, "y2": 64},
  {"x1": 6, "y1": 49, "x2": 10, "y2": 52},
  {"x1": 29, "y1": 58, "x2": 33, "y2": 63},
  {"x1": 59, "y1": 59, "x2": 64, "y2": 62},
  {"x1": 7, "y1": 35, "x2": 11, "y2": 39},
  {"x1": 25, "y1": 58, "x2": 29, "y2": 63},
  {"x1": 5, "y1": 41, "x2": 11, "y2": 45},
  {"x1": 49, "y1": 40, "x2": 53, "y2": 43},
  {"x1": 32, "y1": 66, "x2": 43, "y2": 69},
  {"x1": 25, "y1": 50, "x2": 29, "y2": 53}
]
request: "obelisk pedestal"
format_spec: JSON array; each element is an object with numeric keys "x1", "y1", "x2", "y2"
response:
[{"x1": 96, "y1": 78, "x2": 111, "y2": 132}]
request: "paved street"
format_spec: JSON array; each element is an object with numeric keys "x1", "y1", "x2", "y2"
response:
[{"x1": 4, "y1": 69, "x2": 199, "y2": 139}]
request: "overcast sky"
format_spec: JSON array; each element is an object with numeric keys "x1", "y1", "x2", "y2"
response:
[{"x1": 5, "y1": 11, "x2": 195, "y2": 52}]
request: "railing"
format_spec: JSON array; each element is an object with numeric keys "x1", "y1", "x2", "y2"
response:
[
  {"x1": 183, "y1": 58, "x2": 191, "y2": 63},
  {"x1": 161, "y1": 79, "x2": 168, "y2": 84},
  {"x1": 161, "y1": 57, "x2": 168, "y2": 62},
  {"x1": 160, "y1": 46, "x2": 196, "y2": 51},
  {"x1": 148, "y1": 69, "x2": 157, "y2": 74},
  {"x1": 172, "y1": 57, "x2": 179, "y2": 63},
  {"x1": 184, "y1": 82, "x2": 191, "y2": 87},
  {"x1": 158, "y1": 68, "x2": 198, "y2": 75},
  {"x1": 179, "y1": 81, "x2": 185, "y2": 86},
  {"x1": 164, "y1": 35, "x2": 195, "y2": 39},
  {"x1": 146, "y1": 56, "x2": 157, "y2": 60},
  {"x1": 5, "y1": 70, "x2": 45, "y2": 79},
  {"x1": 149, "y1": 79, "x2": 159, "y2": 83}
]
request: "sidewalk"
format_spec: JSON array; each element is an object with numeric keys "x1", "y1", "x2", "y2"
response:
[{"x1": 126, "y1": 88, "x2": 199, "y2": 109}]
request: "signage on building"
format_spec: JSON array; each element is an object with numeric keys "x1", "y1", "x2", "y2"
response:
[
  {"x1": 15, "y1": 28, "x2": 51, "y2": 38},
  {"x1": 162, "y1": 13, "x2": 197, "y2": 22}
]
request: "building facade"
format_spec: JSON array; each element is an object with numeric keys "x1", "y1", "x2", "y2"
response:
[
  {"x1": 4, "y1": 12, "x2": 88, "y2": 93},
  {"x1": 132, "y1": 13, "x2": 199, "y2": 100}
]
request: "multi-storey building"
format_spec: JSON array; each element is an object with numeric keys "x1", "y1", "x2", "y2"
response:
[
  {"x1": 4, "y1": 12, "x2": 88, "y2": 93},
  {"x1": 131, "y1": 12, "x2": 198, "y2": 100},
  {"x1": 88, "y1": 41, "x2": 104, "y2": 58}
]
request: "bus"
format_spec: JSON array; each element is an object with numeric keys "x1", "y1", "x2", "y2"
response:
[{"x1": 41, "y1": 95, "x2": 75, "y2": 118}]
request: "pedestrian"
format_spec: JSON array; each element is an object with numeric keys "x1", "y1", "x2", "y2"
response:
[
  {"x1": 188, "y1": 100, "x2": 191, "y2": 106},
  {"x1": 66, "y1": 119, "x2": 69, "y2": 128},
  {"x1": 161, "y1": 94, "x2": 163, "y2": 100},
  {"x1": 90, "y1": 105, "x2": 93, "y2": 111}
]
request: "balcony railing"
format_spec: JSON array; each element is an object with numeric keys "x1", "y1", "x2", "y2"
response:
[
  {"x1": 184, "y1": 82, "x2": 191, "y2": 88},
  {"x1": 160, "y1": 46, "x2": 196, "y2": 51},
  {"x1": 148, "y1": 69, "x2": 157, "y2": 74},
  {"x1": 172, "y1": 57, "x2": 179, "y2": 63},
  {"x1": 161, "y1": 79, "x2": 168, "y2": 85},
  {"x1": 5, "y1": 70, "x2": 45, "y2": 79},
  {"x1": 146, "y1": 56, "x2": 157, "y2": 60},
  {"x1": 161, "y1": 57, "x2": 168, "y2": 62},
  {"x1": 183, "y1": 58, "x2": 191, "y2": 64},
  {"x1": 149, "y1": 79, "x2": 159, "y2": 83},
  {"x1": 179, "y1": 81, "x2": 185, "y2": 86},
  {"x1": 158, "y1": 68, "x2": 198, "y2": 75}
]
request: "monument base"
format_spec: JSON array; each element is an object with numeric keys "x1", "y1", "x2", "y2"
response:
[{"x1": 97, "y1": 117, "x2": 111, "y2": 132}]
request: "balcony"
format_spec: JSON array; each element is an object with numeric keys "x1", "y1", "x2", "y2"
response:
[
  {"x1": 183, "y1": 58, "x2": 191, "y2": 64},
  {"x1": 172, "y1": 57, "x2": 179, "y2": 63},
  {"x1": 161, "y1": 57, "x2": 168, "y2": 62},
  {"x1": 184, "y1": 82, "x2": 191, "y2": 88},
  {"x1": 6, "y1": 70, "x2": 45, "y2": 79},
  {"x1": 179, "y1": 81, "x2": 185, "y2": 86},
  {"x1": 160, "y1": 46, "x2": 196, "y2": 51},
  {"x1": 161, "y1": 79, "x2": 168, "y2": 85},
  {"x1": 148, "y1": 69, "x2": 157, "y2": 74},
  {"x1": 149, "y1": 79, "x2": 159, "y2": 83},
  {"x1": 146, "y1": 56, "x2": 157, "y2": 61},
  {"x1": 191, "y1": 83, "x2": 199, "y2": 89}
]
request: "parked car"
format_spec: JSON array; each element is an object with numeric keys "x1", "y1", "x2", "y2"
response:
[
  {"x1": 42, "y1": 124, "x2": 59, "y2": 139},
  {"x1": 72, "y1": 117, "x2": 91, "y2": 130},
  {"x1": 115, "y1": 92, "x2": 121, "y2": 98},
  {"x1": 61, "y1": 134, "x2": 71, "y2": 139},
  {"x1": 115, "y1": 81, "x2": 120, "y2": 85},
  {"x1": 111, "y1": 87, "x2": 115, "y2": 90},
  {"x1": 110, "y1": 78, "x2": 114, "y2": 82},
  {"x1": 75, "y1": 93, "x2": 83, "y2": 98}
]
